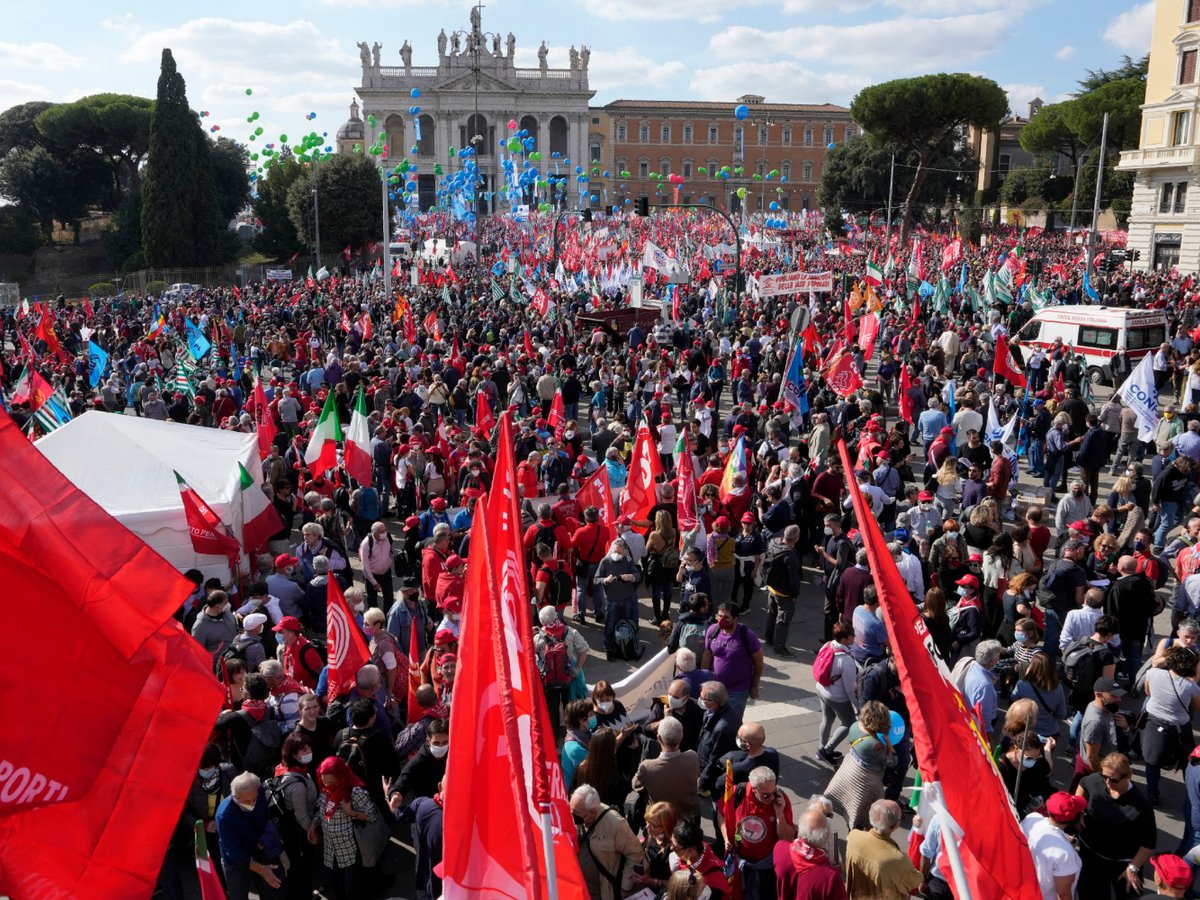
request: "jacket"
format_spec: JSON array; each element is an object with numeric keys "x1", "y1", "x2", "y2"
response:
[
  {"x1": 698, "y1": 703, "x2": 741, "y2": 786},
  {"x1": 632, "y1": 750, "x2": 700, "y2": 820},
  {"x1": 577, "y1": 806, "x2": 645, "y2": 900},
  {"x1": 191, "y1": 609, "x2": 238, "y2": 659},
  {"x1": 765, "y1": 539, "x2": 802, "y2": 598}
]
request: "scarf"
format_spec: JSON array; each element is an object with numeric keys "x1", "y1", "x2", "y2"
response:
[
  {"x1": 241, "y1": 699, "x2": 269, "y2": 722},
  {"x1": 566, "y1": 726, "x2": 592, "y2": 749},
  {"x1": 789, "y1": 838, "x2": 831, "y2": 874},
  {"x1": 317, "y1": 756, "x2": 364, "y2": 820},
  {"x1": 274, "y1": 762, "x2": 309, "y2": 778}
]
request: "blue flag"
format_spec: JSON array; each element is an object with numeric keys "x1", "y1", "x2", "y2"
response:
[
  {"x1": 87, "y1": 341, "x2": 109, "y2": 387},
  {"x1": 185, "y1": 319, "x2": 212, "y2": 361},
  {"x1": 1083, "y1": 268, "x2": 1101, "y2": 302},
  {"x1": 782, "y1": 338, "x2": 809, "y2": 416},
  {"x1": 957, "y1": 263, "x2": 968, "y2": 293}
]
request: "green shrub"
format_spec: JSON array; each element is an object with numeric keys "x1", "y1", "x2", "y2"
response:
[
  {"x1": 89, "y1": 281, "x2": 116, "y2": 297},
  {"x1": 144, "y1": 279, "x2": 167, "y2": 295}
]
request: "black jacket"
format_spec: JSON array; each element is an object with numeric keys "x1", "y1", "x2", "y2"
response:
[
  {"x1": 765, "y1": 540, "x2": 802, "y2": 598},
  {"x1": 698, "y1": 704, "x2": 741, "y2": 787}
]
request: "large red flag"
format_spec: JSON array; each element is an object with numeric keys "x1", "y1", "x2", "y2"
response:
[
  {"x1": 899, "y1": 365, "x2": 914, "y2": 425},
  {"x1": 823, "y1": 349, "x2": 864, "y2": 398},
  {"x1": 0, "y1": 412, "x2": 224, "y2": 896},
  {"x1": 443, "y1": 414, "x2": 587, "y2": 898},
  {"x1": 475, "y1": 391, "x2": 496, "y2": 435},
  {"x1": 548, "y1": 391, "x2": 567, "y2": 441},
  {"x1": 621, "y1": 422, "x2": 664, "y2": 524},
  {"x1": 857, "y1": 311, "x2": 880, "y2": 361},
  {"x1": 175, "y1": 471, "x2": 241, "y2": 562},
  {"x1": 406, "y1": 616, "x2": 423, "y2": 726},
  {"x1": 253, "y1": 376, "x2": 278, "y2": 459},
  {"x1": 576, "y1": 465, "x2": 615, "y2": 529},
  {"x1": 326, "y1": 577, "x2": 371, "y2": 702},
  {"x1": 993, "y1": 333, "x2": 1028, "y2": 388},
  {"x1": 675, "y1": 431, "x2": 699, "y2": 534},
  {"x1": 837, "y1": 440, "x2": 1040, "y2": 900},
  {"x1": 35, "y1": 309, "x2": 62, "y2": 357}
]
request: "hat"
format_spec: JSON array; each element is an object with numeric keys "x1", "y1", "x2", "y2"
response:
[
  {"x1": 713, "y1": 516, "x2": 730, "y2": 530},
  {"x1": 1033, "y1": 398, "x2": 1045, "y2": 406},
  {"x1": 431, "y1": 497, "x2": 448, "y2": 511},
  {"x1": 740, "y1": 512, "x2": 756, "y2": 524},
  {"x1": 968, "y1": 552, "x2": 983, "y2": 563},
  {"x1": 399, "y1": 576, "x2": 420, "y2": 591},
  {"x1": 918, "y1": 490, "x2": 934, "y2": 501},
  {"x1": 939, "y1": 426, "x2": 954, "y2": 436},
  {"x1": 446, "y1": 554, "x2": 466, "y2": 570},
  {"x1": 955, "y1": 574, "x2": 980, "y2": 588},
  {"x1": 1062, "y1": 539, "x2": 1087, "y2": 553},
  {"x1": 242, "y1": 613, "x2": 268, "y2": 631},
  {"x1": 404, "y1": 515, "x2": 421, "y2": 530},
  {"x1": 439, "y1": 652, "x2": 458, "y2": 666},
  {"x1": 1045, "y1": 791, "x2": 1087, "y2": 822},
  {"x1": 1068, "y1": 519, "x2": 1094, "y2": 536},
  {"x1": 1093, "y1": 676, "x2": 1126, "y2": 697},
  {"x1": 977, "y1": 367, "x2": 987, "y2": 377},
  {"x1": 894, "y1": 528, "x2": 910, "y2": 541},
  {"x1": 1151, "y1": 854, "x2": 1193, "y2": 889},
  {"x1": 274, "y1": 553, "x2": 299, "y2": 568},
  {"x1": 272, "y1": 615, "x2": 304, "y2": 633},
  {"x1": 615, "y1": 515, "x2": 633, "y2": 526},
  {"x1": 433, "y1": 628, "x2": 457, "y2": 646},
  {"x1": 444, "y1": 597, "x2": 463, "y2": 613},
  {"x1": 397, "y1": 443, "x2": 411, "y2": 454}
]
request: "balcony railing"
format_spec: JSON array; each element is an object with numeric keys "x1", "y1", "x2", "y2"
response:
[{"x1": 1118, "y1": 146, "x2": 1200, "y2": 170}]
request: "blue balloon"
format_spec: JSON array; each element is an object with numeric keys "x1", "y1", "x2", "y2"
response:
[
  {"x1": 411, "y1": 88, "x2": 420, "y2": 98},
  {"x1": 575, "y1": 165, "x2": 583, "y2": 174},
  {"x1": 879, "y1": 711, "x2": 906, "y2": 747},
  {"x1": 769, "y1": 201, "x2": 779, "y2": 211},
  {"x1": 734, "y1": 104, "x2": 749, "y2": 120},
  {"x1": 603, "y1": 170, "x2": 610, "y2": 177},
  {"x1": 827, "y1": 142, "x2": 836, "y2": 150},
  {"x1": 405, "y1": 181, "x2": 417, "y2": 192},
  {"x1": 409, "y1": 106, "x2": 420, "y2": 114},
  {"x1": 590, "y1": 194, "x2": 598, "y2": 202}
]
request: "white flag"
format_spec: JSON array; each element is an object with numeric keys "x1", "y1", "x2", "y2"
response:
[
  {"x1": 1117, "y1": 352, "x2": 1159, "y2": 442},
  {"x1": 642, "y1": 241, "x2": 676, "y2": 273}
]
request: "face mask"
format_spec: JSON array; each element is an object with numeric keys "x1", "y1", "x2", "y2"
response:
[
  {"x1": 429, "y1": 743, "x2": 449, "y2": 759},
  {"x1": 735, "y1": 738, "x2": 749, "y2": 751},
  {"x1": 236, "y1": 800, "x2": 256, "y2": 813},
  {"x1": 608, "y1": 551, "x2": 623, "y2": 562},
  {"x1": 668, "y1": 695, "x2": 687, "y2": 710},
  {"x1": 297, "y1": 752, "x2": 313, "y2": 765},
  {"x1": 920, "y1": 502, "x2": 932, "y2": 510},
  {"x1": 956, "y1": 586, "x2": 968, "y2": 597},
  {"x1": 198, "y1": 767, "x2": 218, "y2": 779},
  {"x1": 353, "y1": 603, "x2": 365, "y2": 613},
  {"x1": 1104, "y1": 701, "x2": 1121, "y2": 714},
  {"x1": 448, "y1": 613, "x2": 461, "y2": 623},
  {"x1": 1022, "y1": 757, "x2": 1038, "y2": 769},
  {"x1": 824, "y1": 527, "x2": 834, "y2": 536},
  {"x1": 597, "y1": 701, "x2": 614, "y2": 714}
]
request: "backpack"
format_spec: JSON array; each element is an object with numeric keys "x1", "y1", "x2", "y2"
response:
[
  {"x1": 612, "y1": 618, "x2": 645, "y2": 661},
  {"x1": 813, "y1": 641, "x2": 845, "y2": 688},
  {"x1": 356, "y1": 487, "x2": 381, "y2": 521},
  {"x1": 1061, "y1": 638, "x2": 1100, "y2": 707},
  {"x1": 236, "y1": 709, "x2": 283, "y2": 776},
  {"x1": 1036, "y1": 560, "x2": 1071, "y2": 611},
  {"x1": 222, "y1": 636, "x2": 253, "y2": 667},
  {"x1": 264, "y1": 771, "x2": 305, "y2": 822},
  {"x1": 531, "y1": 523, "x2": 558, "y2": 561},
  {"x1": 336, "y1": 733, "x2": 369, "y2": 782},
  {"x1": 539, "y1": 632, "x2": 575, "y2": 689},
  {"x1": 677, "y1": 620, "x2": 709, "y2": 658},
  {"x1": 540, "y1": 562, "x2": 574, "y2": 608}
]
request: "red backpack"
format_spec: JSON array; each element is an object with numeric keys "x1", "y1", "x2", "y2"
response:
[{"x1": 813, "y1": 641, "x2": 846, "y2": 688}]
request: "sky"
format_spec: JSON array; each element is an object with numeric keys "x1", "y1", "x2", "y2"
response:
[{"x1": 1, "y1": 0, "x2": 1158, "y2": 156}]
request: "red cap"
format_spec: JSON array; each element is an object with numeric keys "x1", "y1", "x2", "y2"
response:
[
  {"x1": 446, "y1": 554, "x2": 466, "y2": 569},
  {"x1": 1151, "y1": 854, "x2": 1193, "y2": 889},
  {"x1": 274, "y1": 553, "x2": 299, "y2": 568},
  {"x1": 955, "y1": 574, "x2": 979, "y2": 588},
  {"x1": 918, "y1": 490, "x2": 934, "y2": 501},
  {"x1": 404, "y1": 515, "x2": 421, "y2": 529},
  {"x1": 713, "y1": 516, "x2": 730, "y2": 529},
  {"x1": 1069, "y1": 520, "x2": 1094, "y2": 535},
  {"x1": 939, "y1": 426, "x2": 954, "y2": 436},
  {"x1": 434, "y1": 628, "x2": 457, "y2": 646},
  {"x1": 740, "y1": 512, "x2": 756, "y2": 524},
  {"x1": 444, "y1": 597, "x2": 463, "y2": 613},
  {"x1": 431, "y1": 497, "x2": 448, "y2": 511},
  {"x1": 615, "y1": 515, "x2": 633, "y2": 526},
  {"x1": 272, "y1": 615, "x2": 303, "y2": 633}
]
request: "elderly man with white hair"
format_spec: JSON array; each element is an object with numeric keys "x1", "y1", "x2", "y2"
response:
[
  {"x1": 958, "y1": 640, "x2": 1003, "y2": 734},
  {"x1": 773, "y1": 804, "x2": 846, "y2": 899},
  {"x1": 259, "y1": 659, "x2": 305, "y2": 732},
  {"x1": 844, "y1": 799, "x2": 922, "y2": 899},
  {"x1": 723, "y1": 765, "x2": 797, "y2": 900},
  {"x1": 570, "y1": 784, "x2": 644, "y2": 900},
  {"x1": 632, "y1": 715, "x2": 700, "y2": 821},
  {"x1": 673, "y1": 647, "x2": 716, "y2": 699},
  {"x1": 215, "y1": 771, "x2": 287, "y2": 900},
  {"x1": 294, "y1": 521, "x2": 348, "y2": 582}
]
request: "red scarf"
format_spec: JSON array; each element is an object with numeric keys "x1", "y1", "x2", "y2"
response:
[
  {"x1": 317, "y1": 757, "x2": 364, "y2": 819},
  {"x1": 789, "y1": 838, "x2": 831, "y2": 874}
]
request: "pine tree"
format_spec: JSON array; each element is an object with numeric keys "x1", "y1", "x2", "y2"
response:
[{"x1": 141, "y1": 49, "x2": 222, "y2": 266}]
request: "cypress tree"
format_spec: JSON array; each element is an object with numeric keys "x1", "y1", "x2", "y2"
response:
[{"x1": 141, "y1": 49, "x2": 221, "y2": 266}]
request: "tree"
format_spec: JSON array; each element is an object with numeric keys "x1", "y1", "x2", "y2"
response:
[
  {"x1": 1064, "y1": 78, "x2": 1144, "y2": 151},
  {"x1": 818, "y1": 135, "x2": 973, "y2": 221},
  {"x1": 35, "y1": 94, "x2": 153, "y2": 210},
  {"x1": 1019, "y1": 103, "x2": 1083, "y2": 175},
  {"x1": 141, "y1": 49, "x2": 222, "y2": 267},
  {"x1": 0, "y1": 145, "x2": 88, "y2": 239},
  {"x1": 104, "y1": 188, "x2": 143, "y2": 271},
  {"x1": 998, "y1": 164, "x2": 1053, "y2": 206},
  {"x1": 0, "y1": 206, "x2": 42, "y2": 254},
  {"x1": 0, "y1": 101, "x2": 58, "y2": 158},
  {"x1": 286, "y1": 154, "x2": 380, "y2": 259},
  {"x1": 210, "y1": 136, "x2": 250, "y2": 223},
  {"x1": 253, "y1": 155, "x2": 305, "y2": 259},
  {"x1": 851, "y1": 73, "x2": 1008, "y2": 245},
  {"x1": 1077, "y1": 55, "x2": 1148, "y2": 93}
]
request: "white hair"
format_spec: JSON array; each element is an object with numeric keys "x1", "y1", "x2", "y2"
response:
[
  {"x1": 675, "y1": 648, "x2": 697, "y2": 672},
  {"x1": 796, "y1": 816, "x2": 830, "y2": 848},
  {"x1": 538, "y1": 606, "x2": 559, "y2": 627},
  {"x1": 976, "y1": 639, "x2": 1003, "y2": 667},
  {"x1": 868, "y1": 799, "x2": 902, "y2": 832},
  {"x1": 301, "y1": 522, "x2": 324, "y2": 539},
  {"x1": 657, "y1": 716, "x2": 683, "y2": 749},
  {"x1": 231, "y1": 772, "x2": 260, "y2": 796},
  {"x1": 259, "y1": 659, "x2": 283, "y2": 678},
  {"x1": 748, "y1": 766, "x2": 777, "y2": 789},
  {"x1": 572, "y1": 784, "x2": 600, "y2": 811}
]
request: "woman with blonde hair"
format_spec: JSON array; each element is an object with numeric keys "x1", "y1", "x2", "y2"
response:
[
  {"x1": 823, "y1": 701, "x2": 896, "y2": 830},
  {"x1": 932, "y1": 456, "x2": 961, "y2": 516},
  {"x1": 644, "y1": 510, "x2": 680, "y2": 623},
  {"x1": 631, "y1": 801, "x2": 678, "y2": 893}
]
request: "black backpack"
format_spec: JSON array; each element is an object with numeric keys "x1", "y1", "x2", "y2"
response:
[
  {"x1": 264, "y1": 771, "x2": 305, "y2": 822},
  {"x1": 1061, "y1": 638, "x2": 1100, "y2": 708},
  {"x1": 540, "y1": 562, "x2": 574, "y2": 608},
  {"x1": 236, "y1": 709, "x2": 283, "y2": 776},
  {"x1": 612, "y1": 619, "x2": 644, "y2": 661},
  {"x1": 337, "y1": 733, "x2": 369, "y2": 782},
  {"x1": 532, "y1": 523, "x2": 559, "y2": 559}
]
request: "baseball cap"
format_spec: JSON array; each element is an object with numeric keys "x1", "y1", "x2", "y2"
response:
[
  {"x1": 1093, "y1": 676, "x2": 1126, "y2": 697},
  {"x1": 1062, "y1": 539, "x2": 1087, "y2": 553},
  {"x1": 955, "y1": 574, "x2": 980, "y2": 588},
  {"x1": 1045, "y1": 791, "x2": 1086, "y2": 822},
  {"x1": 431, "y1": 497, "x2": 448, "y2": 511},
  {"x1": 446, "y1": 554, "x2": 466, "y2": 570},
  {"x1": 713, "y1": 516, "x2": 730, "y2": 529},
  {"x1": 918, "y1": 490, "x2": 934, "y2": 501},
  {"x1": 242, "y1": 613, "x2": 268, "y2": 631},
  {"x1": 272, "y1": 615, "x2": 303, "y2": 633},
  {"x1": 1151, "y1": 854, "x2": 1193, "y2": 889},
  {"x1": 274, "y1": 553, "x2": 299, "y2": 568},
  {"x1": 434, "y1": 628, "x2": 458, "y2": 646},
  {"x1": 404, "y1": 515, "x2": 421, "y2": 529},
  {"x1": 1068, "y1": 519, "x2": 1094, "y2": 535},
  {"x1": 939, "y1": 426, "x2": 954, "y2": 436},
  {"x1": 740, "y1": 512, "x2": 756, "y2": 524},
  {"x1": 615, "y1": 515, "x2": 633, "y2": 526}
]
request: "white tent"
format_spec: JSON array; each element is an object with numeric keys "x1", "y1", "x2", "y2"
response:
[{"x1": 36, "y1": 413, "x2": 271, "y2": 581}]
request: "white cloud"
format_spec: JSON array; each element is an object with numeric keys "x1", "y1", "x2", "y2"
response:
[
  {"x1": 0, "y1": 78, "x2": 55, "y2": 115},
  {"x1": 0, "y1": 42, "x2": 84, "y2": 72},
  {"x1": 1103, "y1": 1, "x2": 1155, "y2": 56},
  {"x1": 100, "y1": 13, "x2": 137, "y2": 32},
  {"x1": 708, "y1": 13, "x2": 1012, "y2": 73},
  {"x1": 1055, "y1": 44, "x2": 1077, "y2": 61},
  {"x1": 1003, "y1": 83, "x2": 1046, "y2": 116},
  {"x1": 580, "y1": 0, "x2": 759, "y2": 23},
  {"x1": 689, "y1": 61, "x2": 870, "y2": 107}
]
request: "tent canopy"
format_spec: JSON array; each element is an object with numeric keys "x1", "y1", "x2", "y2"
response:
[{"x1": 37, "y1": 413, "x2": 268, "y2": 580}]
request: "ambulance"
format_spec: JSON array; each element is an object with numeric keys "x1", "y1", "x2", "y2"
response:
[{"x1": 1012, "y1": 305, "x2": 1168, "y2": 386}]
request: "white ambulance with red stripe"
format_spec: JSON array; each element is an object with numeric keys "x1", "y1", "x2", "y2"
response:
[{"x1": 1013, "y1": 305, "x2": 1168, "y2": 386}]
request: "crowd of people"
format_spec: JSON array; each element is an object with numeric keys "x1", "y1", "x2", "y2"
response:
[{"x1": 11, "y1": 208, "x2": 1200, "y2": 900}]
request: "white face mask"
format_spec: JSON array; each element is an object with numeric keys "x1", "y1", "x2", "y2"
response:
[
  {"x1": 735, "y1": 738, "x2": 749, "y2": 751},
  {"x1": 597, "y1": 700, "x2": 614, "y2": 714},
  {"x1": 608, "y1": 551, "x2": 623, "y2": 562},
  {"x1": 824, "y1": 527, "x2": 834, "y2": 536},
  {"x1": 297, "y1": 751, "x2": 313, "y2": 764},
  {"x1": 353, "y1": 602, "x2": 365, "y2": 613},
  {"x1": 668, "y1": 695, "x2": 687, "y2": 710},
  {"x1": 429, "y1": 743, "x2": 449, "y2": 759},
  {"x1": 236, "y1": 800, "x2": 256, "y2": 813}
]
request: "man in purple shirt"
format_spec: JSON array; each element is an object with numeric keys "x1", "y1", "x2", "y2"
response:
[{"x1": 701, "y1": 603, "x2": 765, "y2": 720}]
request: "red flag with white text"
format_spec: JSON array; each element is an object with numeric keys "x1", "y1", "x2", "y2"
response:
[
  {"x1": 621, "y1": 423, "x2": 664, "y2": 525},
  {"x1": 899, "y1": 366, "x2": 914, "y2": 425},
  {"x1": 993, "y1": 333, "x2": 1028, "y2": 388},
  {"x1": 576, "y1": 465, "x2": 616, "y2": 529},
  {"x1": 175, "y1": 471, "x2": 241, "y2": 562},
  {"x1": 548, "y1": 392, "x2": 567, "y2": 441},
  {"x1": 326, "y1": 577, "x2": 371, "y2": 702}
]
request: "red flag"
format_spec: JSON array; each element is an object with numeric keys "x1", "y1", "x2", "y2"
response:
[
  {"x1": 576, "y1": 465, "x2": 615, "y2": 528},
  {"x1": 548, "y1": 392, "x2": 567, "y2": 441},
  {"x1": 175, "y1": 471, "x2": 241, "y2": 562},
  {"x1": 1053, "y1": 368, "x2": 1065, "y2": 395},
  {"x1": 442, "y1": 415, "x2": 587, "y2": 898},
  {"x1": 359, "y1": 312, "x2": 373, "y2": 341},
  {"x1": 194, "y1": 821, "x2": 226, "y2": 900},
  {"x1": 341, "y1": 309, "x2": 353, "y2": 333},
  {"x1": 911, "y1": 294, "x2": 921, "y2": 327},
  {"x1": 35, "y1": 310, "x2": 63, "y2": 357},
  {"x1": 232, "y1": 285, "x2": 241, "y2": 301},
  {"x1": 823, "y1": 350, "x2": 864, "y2": 398},
  {"x1": 326, "y1": 577, "x2": 371, "y2": 703},
  {"x1": 621, "y1": 423, "x2": 664, "y2": 525},
  {"x1": 843, "y1": 301, "x2": 856, "y2": 342},
  {"x1": 857, "y1": 312, "x2": 880, "y2": 361},
  {"x1": 475, "y1": 391, "x2": 496, "y2": 435},
  {"x1": 342, "y1": 243, "x2": 352, "y2": 260},
  {"x1": 837, "y1": 440, "x2": 1041, "y2": 900},
  {"x1": 941, "y1": 238, "x2": 963, "y2": 272},
  {"x1": 253, "y1": 377, "x2": 278, "y2": 459},
  {"x1": 0, "y1": 413, "x2": 223, "y2": 897},
  {"x1": 524, "y1": 330, "x2": 536, "y2": 360},
  {"x1": 675, "y1": 431, "x2": 699, "y2": 534},
  {"x1": 403, "y1": 309, "x2": 416, "y2": 344},
  {"x1": 81, "y1": 296, "x2": 94, "y2": 320},
  {"x1": 392, "y1": 257, "x2": 401, "y2": 277},
  {"x1": 423, "y1": 310, "x2": 438, "y2": 334},
  {"x1": 16, "y1": 328, "x2": 36, "y2": 363},
  {"x1": 993, "y1": 334, "x2": 1028, "y2": 388},
  {"x1": 899, "y1": 365, "x2": 914, "y2": 425},
  {"x1": 406, "y1": 616, "x2": 423, "y2": 727},
  {"x1": 800, "y1": 322, "x2": 823, "y2": 359}
]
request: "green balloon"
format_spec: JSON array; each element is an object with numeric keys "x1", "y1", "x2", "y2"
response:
[
  {"x1": 697, "y1": 166, "x2": 708, "y2": 174},
  {"x1": 529, "y1": 150, "x2": 542, "y2": 162},
  {"x1": 279, "y1": 133, "x2": 288, "y2": 143},
  {"x1": 448, "y1": 146, "x2": 456, "y2": 157},
  {"x1": 752, "y1": 173, "x2": 762, "y2": 181},
  {"x1": 255, "y1": 126, "x2": 263, "y2": 135},
  {"x1": 367, "y1": 114, "x2": 376, "y2": 127},
  {"x1": 248, "y1": 134, "x2": 256, "y2": 141},
  {"x1": 736, "y1": 187, "x2": 746, "y2": 198},
  {"x1": 433, "y1": 164, "x2": 444, "y2": 175},
  {"x1": 245, "y1": 88, "x2": 253, "y2": 95}
]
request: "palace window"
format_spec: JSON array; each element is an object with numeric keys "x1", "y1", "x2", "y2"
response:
[
  {"x1": 804, "y1": 127, "x2": 813, "y2": 146},
  {"x1": 1182, "y1": 49, "x2": 1198, "y2": 85},
  {"x1": 661, "y1": 124, "x2": 671, "y2": 143},
  {"x1": 782, "y1": 126, "x2": 792, "y2": 145},
  {"x1": 616, "y1": 123, "x2": 627, "y2": 142},
  {"x1": 708, "y1": 124, "x2": 719, "y2": 143},
  {"x1": 682, "y1": 159, "x2": 693, "y2": 177},
  {"x1": 660, "y1": 158, "x2": 671, "y2": 176},
  {"x1": 824, "y1": 126, "x2": 833, "y2": 145},
  {"x1": 1172, "y1": 110, "x2": 1192, "y2": 146},
  {"x1": 802, "y1": 160, "x2": 813, "y2": 182},
  {"x1": 759, "y1": 125, "x2": 768, "y2": 145},
  {"x1": 683, "y1": 124, "x2": 693, "y2": 143},
  {"x1": 639, "y1": 123, "x2": 650, "y2": 142},
  {"x1": 1161, "y1": 182, "x2": 1176, "y2": 213},
  {"x1": 1176, "y1": 181, "x2": 1189, "y2": 213},
  {"x1": 639, "y1": 159, "x2": 649, "y2": 177}
]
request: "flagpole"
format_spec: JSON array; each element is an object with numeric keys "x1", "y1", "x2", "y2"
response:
[
  {"x1": 928, "y1": 795, "x2": 974, "y2": 900},
  {"x1": 539, "y1": 810, "x2": 560, "y2": 900}
]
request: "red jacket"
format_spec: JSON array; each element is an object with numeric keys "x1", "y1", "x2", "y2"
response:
[{"x1": 422, "y1": 546, "x2": 449, "y2": 602}]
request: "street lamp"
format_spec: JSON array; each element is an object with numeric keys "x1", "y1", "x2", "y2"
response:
[
  {"x1": 311, "y1": 183, "x2": 322, "y2": 271},
  {"x1": 449, "y1": 1, "x2": 500, "y2": 226}
]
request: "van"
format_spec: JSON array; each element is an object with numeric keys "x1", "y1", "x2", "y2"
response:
[{"x1": 1013, "y1": 305, "x2": 1168, "y2": 386}]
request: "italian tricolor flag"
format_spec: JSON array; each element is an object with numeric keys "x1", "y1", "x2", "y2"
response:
[
  {"x1": 344, "y1": 386, "x2": 373, "y2": 487},
  {"x1": 864, "y1": 259, "x2": 883, "y2": 286},
  {"x1": 304, "y1": 391, "x2": 343, "y2": 476},
  {"x1": 239, "y1": 461, "x2": 284, "y2": 553},
  {"x1": 194, "y1": 820, "x2": 226, "y2": 900}
]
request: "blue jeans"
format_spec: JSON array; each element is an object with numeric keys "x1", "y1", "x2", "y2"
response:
[
  {"x1": 1028, "y1": 438, "x2": 1045, "y2": 477},
  {"x1": 1043, "y1": 453, "x2": 1064, "y2": 489},
  {"x1": 604, "y1": 596, "x2": 637, "y2": 652},
  {"x1": 1156, "y1": 501, "x2": 1181, "y2": 548},
  {"x1": 1068, "y1": 709, "x2": 1083, "y2": 749},
  {"x1": 576, "y1": 563, "x2": 604, "y2": 617},
  {"x1": 727, "y1": 691, "x2": 749, "y2": 723},
  {"x1": 1042, "y1": 609, "x2": 1063, "y2": 660}
]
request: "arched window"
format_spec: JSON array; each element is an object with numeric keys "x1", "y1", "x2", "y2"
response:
[
  {"x1": 802, "y1": 160, "x2": 813, "y2": 182},
  {"x1": 384, "y1": 114, "x2": 405, "y2": 160},
  {"x1": 589, "y1": 140, "x2": 602, "y2": 165},
  {"x1": 782, "y1": 126, "x2": 792, "y2": 145},
  {"x1": 549, "y1": 115, "x2": 568, "y2": 157},
  {"x1": 520, "y1": 114, "x2": 539, "y2": 149},
  {"x1": 804, "y1": 127, "x2": 813, "y2": 146},
  {"x1": 417, "y1": 114, "x2": 435, "y2": 157},
  {"x1": 616, "y1": 122, "x2": 627, "y2": 142}
]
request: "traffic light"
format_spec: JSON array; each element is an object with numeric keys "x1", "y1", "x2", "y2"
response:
[
  {"x1": 635, "y1": 196, "x2": 649, "y2": 216},
  {"x1": 1129, "y1": 248, "x2": 1141, "y2": 262},
  {"x1": 582, "y1": 209, "x2": 593, "y2": 223}
]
